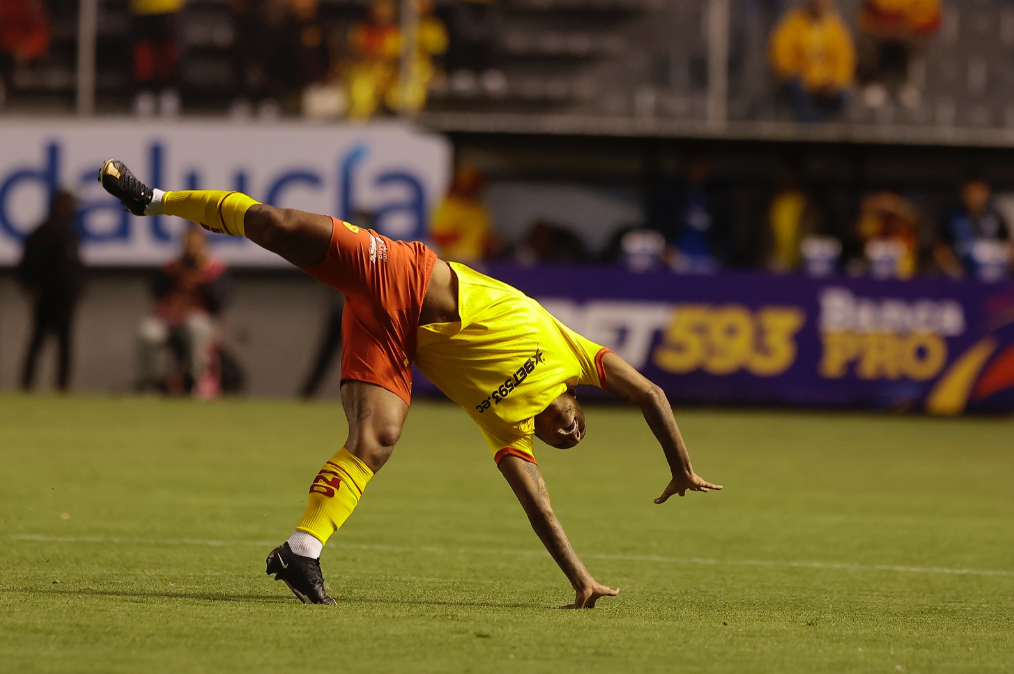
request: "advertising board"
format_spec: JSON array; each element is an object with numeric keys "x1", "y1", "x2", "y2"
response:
[
  {"x1": 0, "y1": 120, "x2": 451, "y2": 267},
  {"x1": 445, "y1": 265, "x2": 1014, "y2": 413}
]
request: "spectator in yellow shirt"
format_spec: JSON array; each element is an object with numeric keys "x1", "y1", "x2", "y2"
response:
[
  {"x1": 387, "y1": 0, "x2": 448, "y2": 113},
  {"x1": 429, "y1": 165, "x2": 499, "y2": 264},
  {"x1": 346, "y1": 0, "x2": 401, "y2": 119},
  {"x1": 769, "y1": 0, "x2": 855, "y2": 123}
]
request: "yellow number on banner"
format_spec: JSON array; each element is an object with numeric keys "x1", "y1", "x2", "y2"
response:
[
  {"x1": 653, "y1": 304, "x2": 805, "y2": 377},
  {"x1": 749, "y1": 308, "x2": 806, "y2": 376},
  {"x1": 653, "y1": 306, "x2": 709, "y2": 373},
  {"x1": 704, "y1": 306, "x2": 754, "y2": 375}
]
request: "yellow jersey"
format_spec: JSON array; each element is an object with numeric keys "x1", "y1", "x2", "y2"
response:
[
  {"x1": 415, "y1": 263, "x2": 610, "y2": 462},
  {"x1": 768, "y1": 9, "x2": 855, "y2": 91}
]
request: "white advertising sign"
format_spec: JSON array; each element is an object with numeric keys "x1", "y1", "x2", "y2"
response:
[{"x1": 0, "y1": 120, "x2": 451, "y2": 267}]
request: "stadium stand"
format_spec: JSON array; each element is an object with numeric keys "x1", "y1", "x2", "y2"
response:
[{"x1": 2, "y1": 0, "x2": 1014, "y2": 142}]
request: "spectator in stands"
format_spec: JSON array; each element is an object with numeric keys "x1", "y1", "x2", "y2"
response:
[
  {"x1": 137, "y1": 226, "x2": 228, "y2": 398},
  {"x1": 429, "y1": 165, "x2": 500, "y2": 263},
  {"x1": 762, "y1": 162, "x2": 827, "y2": 273},
  {"x1": 855, "y1": 188, "x2": 921, "y2": 279},
  {"x1": 651, "y1": 156, "x2": 727, "y2": 273},
  {"x1": 769, "y1": 0, "x2": 856, "y2": 123},
  {"x1": 388, "y1": 0, "x2": 448, "y2": 113},
  {"x1": 857, "y1": 0, "x2": 941, "y2": 110},
  {"x1": 131, "y1": 0, "x2": 185, "y2": 117},
  {"x1": 346, "y1": 0, "x2": 401, "y2": 119},
  {"x1": 935, "y1": 175, "x2": 1012, "y2": 280},
  {"x1": 0, "y1": 0, "x2": 50, "y2": 110},
  {"x1": 17, "y1": 190, "x2": 83, "y2": 392}
]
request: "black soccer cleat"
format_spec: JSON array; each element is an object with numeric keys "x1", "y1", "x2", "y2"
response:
[
  {"x1": 265, "y1": 542, "x2": 337, "y2": 605},
  {"x1": 98, "y1": 159, "x2": 154, "y2": 216}
]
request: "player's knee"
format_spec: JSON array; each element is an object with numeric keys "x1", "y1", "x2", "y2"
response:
[
  {"x1": 347, "y1": 419, "x2": 402, "y2": 472},
  {"x1": 371, "y1": 421, "x2": 403, "y2": 449}
]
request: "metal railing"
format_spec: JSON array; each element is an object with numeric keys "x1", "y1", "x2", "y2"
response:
[{"x1": 30, "y1": 0, "x2": 1014, "y2": 148}]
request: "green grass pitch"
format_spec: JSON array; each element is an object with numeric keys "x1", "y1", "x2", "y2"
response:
[{"x1": 1, "y1": 395, "x2": 1012, "y2": 673}]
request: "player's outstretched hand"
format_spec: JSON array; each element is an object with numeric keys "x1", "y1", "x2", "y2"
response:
[
  {"x1": 654, "y1": 472, "x2": 723, "y2": 504},
  {"x1": 563, "y1": 581, "x2": 620, "y2": 609}
]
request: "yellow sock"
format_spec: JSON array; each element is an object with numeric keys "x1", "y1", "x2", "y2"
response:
[
  {"x1": 295, "y1": 447, "x2": 374, "y2": 546},
  {"x1": 162, "y1": 190, "x2": 259, "y2": 237}
]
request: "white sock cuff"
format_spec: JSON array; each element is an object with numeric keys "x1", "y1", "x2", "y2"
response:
[
  {"x1": 145, "y1": 188, "x2": 166, "y2": 216},
  {"x1": 287, "y1": 530, "x2": 324, "y2": 559}
]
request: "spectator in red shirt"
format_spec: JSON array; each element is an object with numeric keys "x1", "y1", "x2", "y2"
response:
[
  {"x1": 137, "y1": 226, "x2": 228, "y2": 397},
  {"x1": 0, "y1": 0, "x2": 50, "y2": 109},
  {"x1": 857, "y1": 0, "x2": 941, "y2": 109}
]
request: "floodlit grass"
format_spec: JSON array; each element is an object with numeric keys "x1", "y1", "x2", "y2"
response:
[{"x1": 1, "y1": 395, "x2": 1012, "y2": 673}]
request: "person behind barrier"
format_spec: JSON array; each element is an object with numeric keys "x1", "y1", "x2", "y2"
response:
[
  {"x1": 935, "y1": 175, "x2": 1013, "y2": 281},
  {"x1": 17, "y1": 189, "x2": 83, "y2": 392},
  {"x1": 136, "y1": 225, "x2": 228, "y2": 397}
]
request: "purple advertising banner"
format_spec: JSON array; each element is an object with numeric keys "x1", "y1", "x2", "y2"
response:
[{"x1": 417, "y1": 265, "x2": 1014, "y2": 413}]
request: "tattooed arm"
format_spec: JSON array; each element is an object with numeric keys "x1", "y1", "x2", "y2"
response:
[
  {"x1": 498, "y1": 455, "x2": 619, "y2": 608},
  {"x1": 601, "y1": 352, "x2": 723, "y2": 503}
]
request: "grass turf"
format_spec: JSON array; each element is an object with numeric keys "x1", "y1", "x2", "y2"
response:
[{"x1": 1, "y1": 395, "x2": 1012, "y2": 674}]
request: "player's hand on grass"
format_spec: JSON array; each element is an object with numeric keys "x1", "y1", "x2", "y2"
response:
[
  {"x1": 563, "y1": 581, "x2": 620, "y2": 609},
  {"x1": 654, "y1": 472, "x2": 723, "y2": 504}
]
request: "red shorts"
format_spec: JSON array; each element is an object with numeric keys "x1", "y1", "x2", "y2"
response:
[{"x1": 304, "y1": 218, "x2": 437, "y2": 405}]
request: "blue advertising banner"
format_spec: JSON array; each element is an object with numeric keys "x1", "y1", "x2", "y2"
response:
[
  {"x1": 0, "y1": 121, "x2": 450, "y2": 267},
  {"x1": 419, "y1": 265, "x2": 1014, "y2": 414}
]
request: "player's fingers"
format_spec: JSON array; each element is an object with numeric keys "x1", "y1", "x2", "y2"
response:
[
  {"x1": 654, "y1": 490, "x2": 671, "y2": 504},
  {"x1": 604, "y1": 586, "x2": 620, "y2": 597}
]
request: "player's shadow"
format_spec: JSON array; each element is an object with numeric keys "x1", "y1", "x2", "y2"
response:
[
  {"x1": 23, "y1": 588, "x2": 291, "y2": 604},
  {"x1": 340, "y1": 596, "x2": 540, "y2": 609},
  {"x1": 16, "y1": 588, "x2": 538, "y2": 608}
]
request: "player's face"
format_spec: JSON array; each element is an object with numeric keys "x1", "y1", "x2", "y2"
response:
[
  {"x1": 534, "y1": 389, "x2": 587, "y2": 449},
  {"x1": 182, "y1": 227, "x2": 207, "y2": 262},
  {"x1": 962, "y1": 180, "x2": 990, "y2": 215}
]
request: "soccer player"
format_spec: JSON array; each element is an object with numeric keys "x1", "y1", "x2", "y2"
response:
[{"x1": 99, "y1": 159, "x2": 723, "y2": 609}]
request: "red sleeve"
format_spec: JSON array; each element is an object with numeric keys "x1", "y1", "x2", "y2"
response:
[
  {"x1": 594, "y1": 347, "x2": 613, "y2": 392},
  {"x1": 493, "y1": 447, "x2": 537, "y2": 466}
]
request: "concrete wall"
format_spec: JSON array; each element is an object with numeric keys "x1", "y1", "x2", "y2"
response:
[{"x1": 0, "y1": 270, "x2": 344, "y2": 399}]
